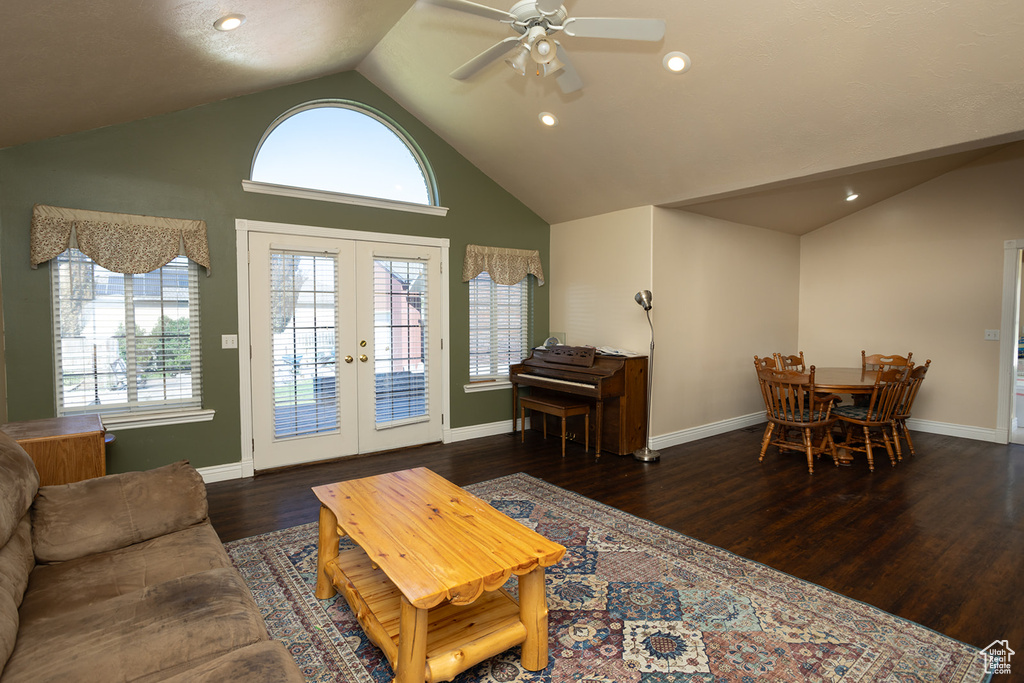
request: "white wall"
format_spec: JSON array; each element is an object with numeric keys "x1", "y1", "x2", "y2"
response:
[
  {"x1": 550, "y1": 206, "x2": 655, "y2": 355},
  {"x1": 550, "y1": 143, "x2": 1024, "y2": 446},
  {"x1": 799, "y1": 142, "x2": 1024, "y2": 435},
  {"x1": 550, "y1": 205, "x2": 800, "y2": 443},
  {"x1": 652, "y1": 209, "x2": 800, "y2": 436}
]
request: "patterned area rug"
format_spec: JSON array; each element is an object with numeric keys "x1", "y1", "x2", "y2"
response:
[{"x1": 225, "y1": 473, "x2": 990, "y2": 682}]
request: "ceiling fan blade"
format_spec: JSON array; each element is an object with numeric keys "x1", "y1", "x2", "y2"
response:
[
  {"x1": 421, "y1": 0, "x2": 515, "y2": 22},
  {"x1": 553, "y1": 43, "x2": 583, "y2": 93},
  {"x1": 563, "y1": 17, "x2": 666, "y2": 41},
  {"x1": 535, "y1": 0, "x2": 563, "y2": 16},
  {"x1": 450, "y1": 36, "x2": 522, "y2": 80}
]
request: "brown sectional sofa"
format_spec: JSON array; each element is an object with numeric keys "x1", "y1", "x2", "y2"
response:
[{"x1": 0, "y1": 430, "x2": 304, "y2": 682}]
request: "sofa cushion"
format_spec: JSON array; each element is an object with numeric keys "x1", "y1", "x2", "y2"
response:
[
  {"x1": 19, "y1": 523, "x2": 232, "y2": 621},
  {"x1": 3, "y1": 567, "x2": 269, "y2": 683},
  {"x1": 157, "y1": 641, "x2": 305, "y2": 683},
  {"x1": 32, "y1": 460, "x2": 208, "y2": 563},
  {"x1": 0, "y1": 431, "x2": 38, "y2": 673},
  {"x1": 0, "y1": 431, "x2": 38, "y2": 550},
  {"x1": 0, "y1": 516, "x2": 33, "y2": 672}
]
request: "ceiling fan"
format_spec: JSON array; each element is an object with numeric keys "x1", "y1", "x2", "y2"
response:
[{"x1": 422, "y1": 0, "x2": 667, "y2": 94}]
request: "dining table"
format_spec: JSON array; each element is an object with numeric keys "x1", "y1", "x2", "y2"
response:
[
  {"x1": 811, "y1": 367, "x2": 880, "y2": 465},
  {"x1": 812, "y1": 367, "x2": 879, "y2": 394}
]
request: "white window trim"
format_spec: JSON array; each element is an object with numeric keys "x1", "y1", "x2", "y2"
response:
[
  {"x1": 463, "y1": 379, "x2": 513, "y2": 393},
  {"x1": 101, "y1": 408, "x2": 215, "y2": 430},
  {"x1": 241, "y1": 180, "x2": 449, "y2": 217}
]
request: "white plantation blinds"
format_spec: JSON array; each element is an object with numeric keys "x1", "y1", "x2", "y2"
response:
[
  {"x1": 52, "y1": 249, "x2": 201, "y2": 416},
  {"x1": 468, "y1": 272, "x2": 529, "y2": 379},
  {"x1": 373, "y1": 258, "x2": 430, "y2": 428},
  {"x1": 270, "y1": 251, "x2": 339, "y2": 439},
  {"x1": 464, "y1": 244, "x2": 540, "y2": 380}
]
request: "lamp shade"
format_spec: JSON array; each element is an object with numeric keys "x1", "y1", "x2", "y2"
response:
[
  {"x1": 531, "y1": 36, "x2": 558, "y2": 64},
  {"x1": 505, "y1": 45, "x2": 531, "y2": 76},
  {"x1": 635, "y1": 290, "x2": 653, "y2": 311}
]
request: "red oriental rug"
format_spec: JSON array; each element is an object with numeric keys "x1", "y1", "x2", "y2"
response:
[{"x1": 226, "y1": 473, "x2": 990, "y2": 682}]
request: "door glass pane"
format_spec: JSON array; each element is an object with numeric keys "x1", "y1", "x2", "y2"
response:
[
  {"x1": 271, "y1": 252, "x2": 338, "y2": 439},
  {"x1": 373, "y1": 259, "x2": 428, "y2": 428}
]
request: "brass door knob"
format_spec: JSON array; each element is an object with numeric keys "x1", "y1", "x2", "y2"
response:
[
  {"x1": 359, "y1": 354, "x2": 368, "y2": 362},
  {"x1": 344, "y1": 355, "x2": 354, "y2": 363}
]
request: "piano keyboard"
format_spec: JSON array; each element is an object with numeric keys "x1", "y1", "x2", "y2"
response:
[{"x1": 528, "y1": 377, "x2": 596, "y2": 390}]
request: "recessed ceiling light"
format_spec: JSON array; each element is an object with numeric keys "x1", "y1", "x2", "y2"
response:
[
  {"x1": 539, "y1": 112, "x2": 558, "y2": 127},
  {"x1": 663, "y1": 51, "x2": 691, "y2": 74},
  {"x1": 214, "y1": 14, "x2": 246, "y2": 31},
  {"x1": 846, "y1": 193, "x2": 859, "y2": 202}
]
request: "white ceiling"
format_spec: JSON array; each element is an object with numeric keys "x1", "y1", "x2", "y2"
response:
[{"x1": 3, "y1": 0, "x2": 1023, "y2": 234}]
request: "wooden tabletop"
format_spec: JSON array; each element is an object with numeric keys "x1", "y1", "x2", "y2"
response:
[
  {"x1": 0, "y1": 414, "x2": 105, "y2": 440},
  {"x1": 313, "y1": 467, "x2": 565, "y2": 610},
  {"x1": 813, "y1": 367, "x2": 879, "y2": 393}
]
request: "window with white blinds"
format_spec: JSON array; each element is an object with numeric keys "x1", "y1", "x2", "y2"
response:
[
  {"x1": 468, "y1": 272, "x2": 529, "y2": 379},
  {"x1": 270, "y1": 251, "x2": 339, "y2": 439},
  {"x1": 51, "y1": 248, "x2": 202, "y2": 416},
  {"x1": 373, "y1": 258, "x2": 430, "y2": 429}
]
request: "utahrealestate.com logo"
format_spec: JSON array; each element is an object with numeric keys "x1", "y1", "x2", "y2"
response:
[{"x1": 981, "y1": 640, "x2": 1015, "y2": 676}]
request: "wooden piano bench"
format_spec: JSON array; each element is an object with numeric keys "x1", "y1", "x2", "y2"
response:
[{"x1": 519, "y1": 396, "x2": 595, "y2": 458}]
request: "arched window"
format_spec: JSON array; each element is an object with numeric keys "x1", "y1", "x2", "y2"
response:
[{"x1": 244, "y1": 101, "x2": 445, "y2": 216}]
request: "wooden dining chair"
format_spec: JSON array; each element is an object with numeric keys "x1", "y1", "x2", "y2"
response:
[
  {"x1": 894, "y1": 359, "x2": 931, "y2": 458},
  {"x1": 776, "y1": 351, "x2": 806, "y2": 372},
  {"x1": 833, "y1": 367, "x2": 909, "y2": 471},
  {"x1": 753, "y1": 355, "x2": 781, "y2": 445},
  {"x1": 861, "y1": 350, "x2": 913, "y2": 372},
  {"x1": 755, "y1": 364, "x2": 839, "y2": 474}
]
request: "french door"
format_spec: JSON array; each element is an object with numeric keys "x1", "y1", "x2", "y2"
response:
[{"x1": 248, "y1": 231, "x2": 443, "y2": 470}]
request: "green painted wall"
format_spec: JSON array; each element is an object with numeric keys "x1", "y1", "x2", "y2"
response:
[{"x1": 0, "y1": 71, "x2": 549, "y2": 472}]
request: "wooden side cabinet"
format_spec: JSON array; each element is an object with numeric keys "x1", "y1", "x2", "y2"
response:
[{"x1": 0, "y1": 415, "x2": 107, "y2": 486}]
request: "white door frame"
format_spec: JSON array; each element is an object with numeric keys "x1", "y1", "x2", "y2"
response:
[
  {"x1": 1000, "y1": 239, "x2": 1024, "y2": 444},
  {"x1": 235, "y1": 218, "x2": 451, "y2": 476}
]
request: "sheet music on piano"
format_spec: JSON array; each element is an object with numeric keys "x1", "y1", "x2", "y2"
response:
[
  {"x1": 530, "y1": 345, "x2": 641, "y2": 358},
  {"x1": 595, "y1": 346, "x2": 640, "y2": 358}
]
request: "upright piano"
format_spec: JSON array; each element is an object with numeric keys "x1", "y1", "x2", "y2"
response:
[{"x1": 510, "y1": 347, "x2": 648, "y2": 456}]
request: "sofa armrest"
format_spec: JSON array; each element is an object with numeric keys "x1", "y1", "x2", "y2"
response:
[{"x1": 31, "y1": 460, "x2": 209, "y2": 564}]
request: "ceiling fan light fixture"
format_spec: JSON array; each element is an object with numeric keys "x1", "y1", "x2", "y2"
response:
[
  {"x1": 505, "y1": 45, "x2": 531, "y2": 76},
  {"x1": 542, "y1": 54, "x2": 564, "y2": 76},
  {"x1": 539, "y1": 112, "x2": 558, "y2": 127},
  {"x1": 213, "y1": 13, "x2": 246, "y2": 31},
  {"x1": 663, "y1": 51, "x2": 691, "y2": 73},
  {"x1": 531, "y1": 37, "x2": 558, "y2": 64}
]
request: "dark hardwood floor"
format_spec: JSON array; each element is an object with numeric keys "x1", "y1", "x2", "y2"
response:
[{"x1": 206, "y1": 426, "x2": 1024, "y2": 656}]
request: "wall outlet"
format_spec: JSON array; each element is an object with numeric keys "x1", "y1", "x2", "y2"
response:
[
  {"x1": 984, "y1": 329, "x2": 1000, "y2": 341},
  {"x1": 221, "y1": 334, "x2": 239, "y2": 349}
]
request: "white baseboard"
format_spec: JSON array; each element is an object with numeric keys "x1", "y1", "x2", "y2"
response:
[
  {"x1": 904, "y1": 417, "x2": 1005, "y2": 444},
  {"x1": 446, "y1": 418, "x2": 526, "y2": 443},
  {"x1": 650, "y1": 412, "x2": 766, "y2": 451},
  {"x1": 196, "y1": 461, "x2": 249, "y2": 484}
]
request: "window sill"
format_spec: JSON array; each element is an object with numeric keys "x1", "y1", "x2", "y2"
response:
[
  {"x1": 97, "y1": 409, "x2": 215, "y2": 431},
  {"x1": 463, "y1": 380, "x2": 512, "y2": 394},
  {"x1": 242, "y1": 180, "x2": 450, "y2": 217}
]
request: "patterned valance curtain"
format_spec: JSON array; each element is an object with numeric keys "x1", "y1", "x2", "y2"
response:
[
  {"x1": 30, "y1": 204, "x2": 211, "y2": 275},
  {"x1": 462, "y1": 244, "x2": 544, "y2": 286}
]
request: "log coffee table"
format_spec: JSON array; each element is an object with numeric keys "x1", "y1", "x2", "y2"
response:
[{"x1": 313, "y1": 468, "x2": 565, "y2": 683}]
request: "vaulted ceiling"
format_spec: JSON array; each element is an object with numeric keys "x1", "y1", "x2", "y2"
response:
[{"x1": 3, "y1": 0, "x2": 1022, "y2": 234}]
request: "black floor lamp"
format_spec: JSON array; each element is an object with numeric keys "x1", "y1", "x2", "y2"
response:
[{"x1": 634, "y1": 290, "x2": 660, "y2": 462}]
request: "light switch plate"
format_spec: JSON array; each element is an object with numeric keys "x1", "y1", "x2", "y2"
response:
[
  {"x1": 221, "y1": 334, "x2": 239, "y2": 349},
  {"x1": 984, "y1": 329, "x2": 1000, "y2": 341}
]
